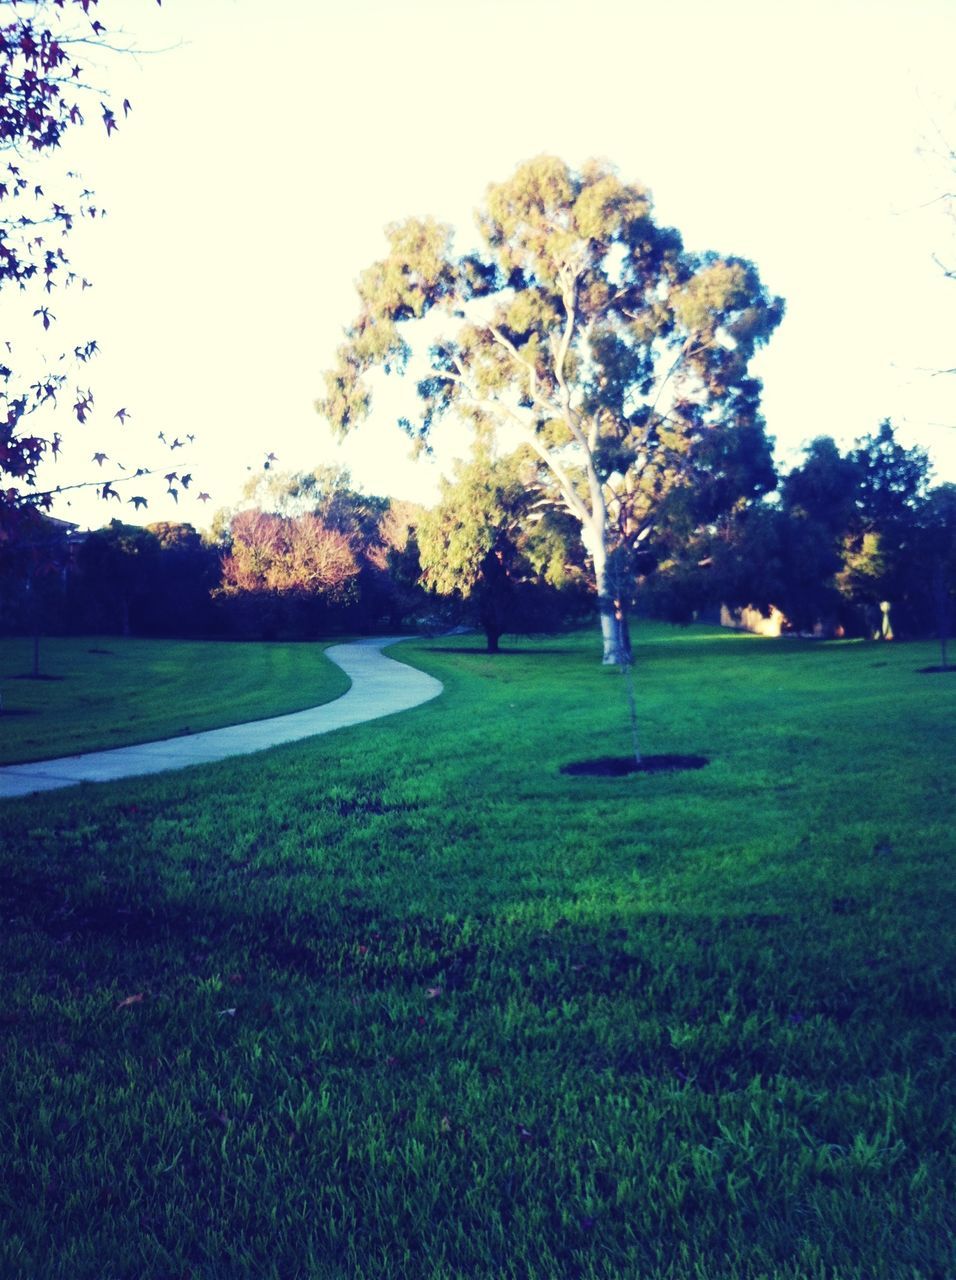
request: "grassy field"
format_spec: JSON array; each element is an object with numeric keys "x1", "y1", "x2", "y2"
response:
[
  {"x1": 0, "y1": 636, "x2": 351, "y2": 764},
  {"x1": 0, "y1": 624, "x2": 953, "y2": 1279}
]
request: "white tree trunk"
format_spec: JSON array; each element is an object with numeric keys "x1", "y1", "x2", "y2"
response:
[{"x1": 591, "y1": 539, "x2": 631, "y2": 666}]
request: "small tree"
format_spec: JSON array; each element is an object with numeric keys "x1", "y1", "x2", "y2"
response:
[{"x1": 417, "y1": 446, "x2": 580, "y2": 653}]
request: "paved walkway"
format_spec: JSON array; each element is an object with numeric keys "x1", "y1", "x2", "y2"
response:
[{"x1": 0, "y1": 637, "x2": 443, "y2": 800}]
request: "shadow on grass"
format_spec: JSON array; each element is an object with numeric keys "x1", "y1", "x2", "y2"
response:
[
  {"x1": 7, "y1": 857, "x2": 951, "y2": 1097},
  {"x1": 424, "y1": 644, "x2": 575, "y2": 657}
]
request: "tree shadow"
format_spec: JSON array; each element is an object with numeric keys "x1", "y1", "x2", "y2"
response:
[{"x1": 425, "y1": 645, "x2": 572, "y2": 656}]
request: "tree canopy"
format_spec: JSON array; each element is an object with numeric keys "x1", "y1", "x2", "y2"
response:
[
  {"x1": 0, "y1": 0, "x2": 191, "y2": 547},
  {"x1": 319, "y1": 155, "x2": 784, "y2": 661}
]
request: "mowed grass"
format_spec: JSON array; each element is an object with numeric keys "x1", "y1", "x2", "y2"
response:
[
  {"x1": 0, "y1": 636, "x2": 350, "y2": 764},
  {"x1": 0, "y1": 624, "x2": 953, "y2": 1279}
]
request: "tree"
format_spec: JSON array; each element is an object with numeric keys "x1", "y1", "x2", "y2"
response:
[
  {"x1": 417, "y1": 445, "x2": 582, "y2": 652},
  {"x1": 224, "y1": 466, "x2": 422, "y2": 630},
  {"x1": 319, "y1": 156, "x2": 783, "y2": 663},
  {"x1": 0, "y1": 509, "x2": 72, "y2": 675},
  {"x1": 841, "y1": 420, "x2": 931, "y2": 638},
  {"x1": 0, "y1": 0, "x2": 191, "y2": 540},
  {"x1": 851, "y1": 419, "x2": 930, "y2": 530},
  {"x1": 237, "y1": 465, "x2": 388, "y2": 541},
  {"x1": 137, "y1": 521, "x2": 218, "y2": 636},
  {"x1": 778, "y1": 436, "x2": 863, "y2": 632},
  {"x1": 905, "y1": 484, "x2": 956, "y2": 668},
  {"x1": 76, "y1": 518, "x2": 160, "y2": 635},
  {"x1": 705, "y1": 424, "x2": 933, "y2": 640},
  {"x1": 217, "y1": 508, "x2": 360, "y2": 638}
]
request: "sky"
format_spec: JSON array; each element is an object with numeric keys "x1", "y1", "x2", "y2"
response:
[{"x1": 11, "y1": 0, "x2": 956, "y2": 531}]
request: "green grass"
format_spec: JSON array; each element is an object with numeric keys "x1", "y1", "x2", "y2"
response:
[
  {"x1": 0, "y1": 624, "x2": 953, "y2": 1279},
  {"x1": 0, "y1": 636, "x2": 351, "y2": 763}
]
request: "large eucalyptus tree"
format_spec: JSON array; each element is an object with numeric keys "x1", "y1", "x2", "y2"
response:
[{"x1": 318, "y1": 156, "x2": 783, "y2": 662}]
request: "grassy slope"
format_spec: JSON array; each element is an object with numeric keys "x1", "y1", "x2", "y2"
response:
[
  {"x1": 0, "y1": 625, "x2": 953, "y2": 1279},
  {"x1": 0, "y1": 636, "x2": 351, "y2": 764}
]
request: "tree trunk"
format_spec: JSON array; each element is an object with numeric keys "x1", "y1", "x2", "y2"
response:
[
  {"x1": 934, "y1": 564, "x2": 951, "y2": 670},
  {"x1": 593, "y1": 550, "x2": 632, "y2": 666},
  {"x1": 484, "y1": 626, "x2": 501, "y2": 654},
  {"x1": 25, "y1": 570, "x2": 42, "y2": 678}
]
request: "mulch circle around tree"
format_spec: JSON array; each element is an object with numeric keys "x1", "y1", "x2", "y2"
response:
[{"x1": 561, "y1": 755, "x2": 709, "y2": 777}]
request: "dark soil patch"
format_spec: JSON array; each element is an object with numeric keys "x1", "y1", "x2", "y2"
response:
[
  {"x1": 561, "y1": 754, "x2": 709, "y2": 777},
  {"x1": 916, "y1": 665, "x2": 956, "y2": 675}
]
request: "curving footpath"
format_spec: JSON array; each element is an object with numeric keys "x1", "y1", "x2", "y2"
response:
[{"x1": 0, "y1": 637, "x2": 442, "y2": 801}]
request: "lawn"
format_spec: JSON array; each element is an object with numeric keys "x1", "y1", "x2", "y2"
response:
[
  {"x1": 0, "y1": 624, "x2": 953, "y2": 1279},
  {"x1": 0, "y1": 636, "x2": 351, "y2": 764}
]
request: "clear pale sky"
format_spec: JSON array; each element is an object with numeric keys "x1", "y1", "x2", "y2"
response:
[{"x1": 13, "y1": 0, "x2": 956, "y2": 530}]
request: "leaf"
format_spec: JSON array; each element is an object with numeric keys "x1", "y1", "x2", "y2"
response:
[
  {"x1": 116, "y1": 992, "x2": 143, "y2": 1010},
  {"x1": 425, "y1": 986, "x2": 442, "y2": 999}
]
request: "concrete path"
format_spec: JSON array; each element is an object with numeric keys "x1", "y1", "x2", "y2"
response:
[{"x1": 0, "y1": 637, "x2": 442, "y2": 801}]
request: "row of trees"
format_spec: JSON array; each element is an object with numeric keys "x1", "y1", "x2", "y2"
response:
[
  {"x1": 2, "y1": 423, "x2": 953, "y2": 668},
  {"x1": 651, "y1": 419, "x2": 956, "y2": 650}
]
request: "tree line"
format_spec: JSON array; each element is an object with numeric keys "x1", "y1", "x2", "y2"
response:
[{"x1": 1, "y1": 422, "x2": 953, "y2": 669}]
